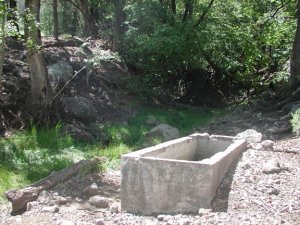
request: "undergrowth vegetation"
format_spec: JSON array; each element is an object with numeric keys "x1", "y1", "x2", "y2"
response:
[{"x1": 0, "y1": 106, "x2": 223, "y2": 201}]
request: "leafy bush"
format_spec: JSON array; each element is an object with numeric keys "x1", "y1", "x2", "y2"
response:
[{"x1": 291, "y1": 108, "x2": 300, "y2": 135}]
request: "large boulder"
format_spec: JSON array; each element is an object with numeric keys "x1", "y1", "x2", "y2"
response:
[
  {"x1": 145, "y1": 124, "x2": 180, "y2": 145},
  {"x1": 48, "y1": 61, "x2": 73, "y2": 84},
  {"x1": 236, "y1": 129, "x2": 262, "y2": 144},
  {"x1": 60, "y1": 97, "x2": 97, "y2": 123}
]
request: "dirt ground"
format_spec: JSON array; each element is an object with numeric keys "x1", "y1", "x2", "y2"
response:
[{"x1": 1, "y1": 106, "x2": 299, "y2": 225}]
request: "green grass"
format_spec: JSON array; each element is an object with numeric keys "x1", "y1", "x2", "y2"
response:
[{"x1": 0, "y1": 105, "x2": 224, "y2": 201}]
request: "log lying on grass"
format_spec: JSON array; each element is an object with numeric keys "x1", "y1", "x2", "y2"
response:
[{"x1": 5, "y1": 157, "x2": 106, "y2": 215}]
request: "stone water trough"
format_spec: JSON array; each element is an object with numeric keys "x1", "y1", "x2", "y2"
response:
[{"x1": 121, "y1": 133, "x2": 247, "y2": 215}]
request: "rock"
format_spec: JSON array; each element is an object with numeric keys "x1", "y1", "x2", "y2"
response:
[
  {"x1": 261, "y1": 140, "x2": 275, "y2": 151},
  {"x1": 145, "y1": 124, "x2": 180, "y2": 144},
  {"x1": 94, "y1": 220, "x2": 105, "y2": 225},
  {"x1": 88, "y1": 196, "x2": 109, "y2": 208},
  {"x1": 62, "y1": 124, "x2": 94, "y2": 143},
  {"x1": 84, "y1": 183, "x2": 101, "y2": 196},
  {"x1": 110, "y1": 204, "x2": 120, "y2": 213},
  {"x1": 55, "y1": 196, "x2": 68, "y2": 205},
  {"x1": 236, "y1": 129, "x2": 262, "y2": 144},
  {"x1": 198, "y1": 208, "x2": 212, "y2": 216},
  {"x1": 26, "y1": 201, "x2": 39, "y2": 211},
  {"x1": 157, "y1": 215, "x2": 165, "y2": 221},
  {"x1": 60, "y1": 220, "x2": 76, "y2": 225},
  {"x1": 262, "y1": 159, "x2": 282, "y2": 174},
  {"x1": 179, "y1": 219, "x2": 190, "y2": 225},
  {"x1": 267, "y1": 188, "x2": 280, "y2": 195},
  {"x1": 145, "y1": 116, "x2": 158, "y2": 126},
  {"x1": 48, "y1": 61, "x2": 73, "y2": 84},
  {"x1": 60, "y1": 97, "x2": 97, "y2": 123},
  {"x1": 42, "y1": 205, "x2": 59, "y2": 213}
]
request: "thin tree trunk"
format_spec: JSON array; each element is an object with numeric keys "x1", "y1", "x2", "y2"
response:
[
  {"x1": 53, "y1": 0, "x2": 58, "y2": 39},
  {"x1": 0, "y1": 1, "x2": 8, "y2": 90},
  {"x1": 290, "y1": 0, "x2": 300, "y2": 89},
  {"x1": 79, "y1": 0, "x2": 98, "y2": 37},
  {"x1": 113, "y1": 0, "x2": 126, "y2": 52},
  {"x1": 25, "y1": 0, "x2": 52, "y2": 107}
]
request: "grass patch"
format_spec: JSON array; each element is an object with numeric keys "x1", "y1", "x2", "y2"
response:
[{"x1": 0, "y1": 105, "x2": 224, "y2": 200}]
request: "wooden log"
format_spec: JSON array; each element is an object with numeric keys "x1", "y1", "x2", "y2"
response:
[{"x1": 5, "y1": 157, "x2": 106, "y2": 215}]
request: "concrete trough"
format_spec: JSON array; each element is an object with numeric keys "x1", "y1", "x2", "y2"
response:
[{"x1": 121, "y1": 133, "x2": 247, "y2": 215}]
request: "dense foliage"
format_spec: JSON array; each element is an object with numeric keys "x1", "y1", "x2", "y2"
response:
[{"x1": 121, "y1": 0, "x2": 297, "y2": 104}]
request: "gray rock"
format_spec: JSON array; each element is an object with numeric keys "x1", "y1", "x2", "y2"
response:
[
  {"x1": 198, "y1": 208, "x2": 212, "y2": 216},
  {"x1": 146, "y1": 124, "x2": 180, "y2": 143},
  {"x1": 42, "y1": 205, "x2": 59, "y2": 213},
  {"x1": 84, "y1": 183, "x2": 100, "y2": 196},
  {"x1": 60, "y1": 220, "x2": 76, "y2": 225},
  {"x1": 179, "y1": 219, "x2": 190, "y2": 225},
  {"x1": 110, "y1": 204, "x2": 120, "y2": 213},
  {"x1": 94, "y1": 220, "x2": 105, "y2": 225},
  {"x1": 62, "y1": 124, "x2": 94, "y2": 143},
  {"x1": 26, "y1": 201, "x2": 39, "y2": 211},
  {"x1": 261, "y1": 140, "x2": 275, "y2": 151},
  {"x1": 61, "y1": 97, "x2": 97, "y2": 123},
  {"x1": 267, "y1": 188, "x2": 280, "y2": 195},
  {"x1": 48, "y1": 61, "x2": 73, "y2": 84},
  {"x1": 236, "y1": 129, "x2": 262, "y2": 144},
  {"x1": 262, "y1": 159, "x2": 282, "y2": 174},
  {"x1": 88, "y1": 196, "x2": 109, "y2": 208},
  {"x1": 157, "y1": 215, "x2": 165, "y2": 221},
  {"x1": 55, "y1": 196, "x2": 68, "y2": 205},
  {"x1": 145, "y1": 117, "x2": 158, "y2": 126}
]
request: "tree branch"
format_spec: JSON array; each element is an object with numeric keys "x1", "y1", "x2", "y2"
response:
[
  {"x1": 63, "y1": 0, "x2": 81, "y2": 11},
  {"x1": 270, "y1": 0, "x2": 292, "y2": 18},
  {"x1": 195, "y1": 0, "x2": 214, "y2": 27}
]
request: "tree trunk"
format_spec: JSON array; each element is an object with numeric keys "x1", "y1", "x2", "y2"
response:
[
  {"x1": 0, "y1": 1, "x2": 8, "y2": 90},
  {"x1": 25, "y1": 0, "x2": 52, "y2": 107},
  {"x1": 53, "y1": 0, "x2": 58, "y2": 39},
  {"x1": 79, "y1": 0, "x2": 98, "y2": 37},
  {"x1": 290, "y1": 0, "x2": 300, "y2": 89},
  {"x1": 6, "y1": 157, "x2": 106, "y2": 215},
  {"x1": 113, "y1": 0, "x2": 126, "y2": 52}
]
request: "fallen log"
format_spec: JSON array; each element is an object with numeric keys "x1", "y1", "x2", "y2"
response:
[{"x1": 5, "y1": 157, "x2": 106, "y2": 215}]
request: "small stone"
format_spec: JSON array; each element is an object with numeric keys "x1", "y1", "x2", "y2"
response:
[
  {"x1": 42, "y1": 205, "x2": 59, "y2": 213},
  {"x1": 84, "y1": 183, "x2": 100, "y2": 196},
  {"x1": 198, "y1": 208, "x2": 212, "y2": 216},
  {"x1": 179, "y1": 219, "x2": 190, "y2": 225},
  {"x1": 26, "y1": 201, "x2": 39, "y2": 211},
  {"x1": 262, "y1": 159, "x2": 282, "y2": 174},
  {"x1": 267, "y1": 188, "x2": 280, "y2": 195},
  {"x1": 60, "y1": 220, "x2": 76, "y2": 225},
  {"x1": 163, "y1": 215, "x2": 173, "y2": 222},
  {"x1": 261, "y1": 140, "x2": 275, "y2": 151},
  {"x1": 145, "y1": 117, "x2": 158, "y2": 126},
  {"x1": 157, "y1": 215, "x2": 165, "y2": 221},
  {"x1": 95, "y1": 220, "x2": 105, "y2": 225},
  {"x1": 56, "y1": 196, "x2": 68, "y2": 205},
  {"x1": 88, "y1": 196, "x2": 109, "y2": 208},
  {"x1": 110, "y1": 204, "x2": 119, "y2": 213},
  {"x1": 40, "y1": 190, "x2": 50, "y2": 198}
]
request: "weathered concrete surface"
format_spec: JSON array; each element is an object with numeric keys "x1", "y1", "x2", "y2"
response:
[{"x1": 121, "y1": 133, "x2": 247, "y2": 215}]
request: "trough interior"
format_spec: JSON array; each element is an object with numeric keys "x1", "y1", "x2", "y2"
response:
[{"x1": 142, "y1": 136, "x2": 233, "y2": 161}]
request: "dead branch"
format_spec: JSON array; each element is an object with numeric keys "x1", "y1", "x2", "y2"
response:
[
  {"x1": 52, "y1": 66, "x2": 86, "y2": 102},
  {"x1": 5, "y1": 157, "x2": 106, "y2": 215}
]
